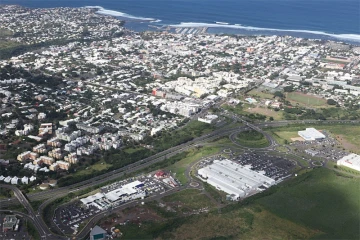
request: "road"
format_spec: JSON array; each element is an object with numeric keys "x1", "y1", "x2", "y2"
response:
[{"x1": 0, "y1": 184, "x2": 67, "y2": 240}]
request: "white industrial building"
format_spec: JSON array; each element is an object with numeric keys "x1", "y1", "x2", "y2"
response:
[
  {"x1": 80, "y1": 180, "x2": 146, "y2": 210},
  {"x1": 337, "y1": 153, "x2": 360, "y2": 172},
  {"x1": 198, "y1": 114, "x2": 218, "y2": 124},
  {"x1": 298, "y1": 128, "x2": 325, "y2": 141},
  {"x1": 197, "y1": 159, "x2": 276, "y2": 200}
]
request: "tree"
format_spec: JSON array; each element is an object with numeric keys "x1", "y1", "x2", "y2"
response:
[
  {"x1": 327, "y1": 99, "x2": 337, "y2": 105},
  {"x1": 283, "y1": 86, "x2": 294, "y2": 92},
  {"x1": 273, "y1": 91, "x2": 284, "y2": 98},
  {"x1": 269, "y1": 117, "x2": 274, "y2": 121}
]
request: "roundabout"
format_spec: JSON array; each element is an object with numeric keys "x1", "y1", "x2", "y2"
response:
[{"x1": 189, "y1": 182, "x2": 200, "y2": 188}]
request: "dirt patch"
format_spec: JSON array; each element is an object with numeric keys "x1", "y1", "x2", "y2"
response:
[
  {"x1": 99, "y1": 206, "x2": 164, "y2": 230},
  {"x1": 244, "y1": 107, "x2": 282, "y2": 120},
  {"x1": 335, "y1": 134, "x2": 358, "y2": 153}
]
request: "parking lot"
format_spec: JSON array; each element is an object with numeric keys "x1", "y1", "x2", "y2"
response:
[
  {"x1": 290, "y1": 131, "x2": 349, "y2": 161},
  {"x1": 54, "y1": 173, "x2": 174, "y2": 235},
  {"x1": 233, "y1": 152, "x2": 295, "y2": 180}
]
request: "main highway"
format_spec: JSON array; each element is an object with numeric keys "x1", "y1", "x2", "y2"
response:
[{"x1": 1, "y1": 118, "x2": 359, "y2": 238}]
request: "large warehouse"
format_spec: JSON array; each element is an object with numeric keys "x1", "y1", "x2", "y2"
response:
[
  {"x1": 80, "y1": 180, "x2": 146, "y2": 209},
  {"x1": 337, "y1": 153, "x2": 360, "y2": 172},
  {"x1": 197, "y1": 159, "x2": 275, "y2": 200},
  {"x1": 298, "y1": 128, "x2": 325, "y2": 141}
]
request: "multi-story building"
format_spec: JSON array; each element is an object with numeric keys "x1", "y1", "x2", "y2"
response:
[
  {"x1": 33, "y1": 144, "x2": 47, "y2": 154},
  {"x1": 17, "y1": 151, "x2": 38, "y2": 162},
  {"x1": 57, "y1": 160, "x2": 70, "y2": 170}
]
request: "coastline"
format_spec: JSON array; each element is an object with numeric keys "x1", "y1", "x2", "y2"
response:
[{"x1": 84, "y1": 6, "x2": 360, "y2": 45}]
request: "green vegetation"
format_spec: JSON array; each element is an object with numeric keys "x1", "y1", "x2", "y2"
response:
[
  {"x1": 203, "y1": 182, "x2": 227, "y2": 203},
  {"x1": 7, "y1": 204, "x2": 27, "y2": 214},
  {"x1": 244, "y1": 106, "x2": 283, "y2": 120},
  {"x1": 162, "y1": 189, "x2": 215, "y2": 212},
  {"x1": 26, "y1": 220, "x2": 41, "y2": 240},
  {"x1": 72, "y1": 161, "x2": 112, "y2": 177},
  {"x1": 256, "y1": 168, "x2": 360, "y2": 239},
  {"x1": 0, "y1": 188, "x2": 12, "y2": 199},
  {"x1": 235, "y1": 130, "x2": 270, "y2": 148},
  {"x1": 30, "y1": 200, "x2": 43, "y2": 211},
  {"x1": 168, "y1": 145, "x2": 221, "y2": 184},
  {"x1": 248, "y1": 89, "x2": 274, "y2": 99}
]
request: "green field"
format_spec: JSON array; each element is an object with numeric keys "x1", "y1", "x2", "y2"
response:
[
  {"x1": 256, "y1": 168, "x2": 360, "y2": 239},
  {"x1": 73, "y1": 161, "x2": 112, "y2": 177},
  {"x1": 235, "y1": 130, "x2": 270, "y2": 148},
  {"x1": 274, "y1": 130, "x2": 299, "y2": 142},
  {"x1": 286, "y1": 92, "x2": 327, "y2": 107},
  {"x1": 167, "y1": 145, "x2": 221, "y2": 184},
  {"x1": 248, "y1": 89, "x2": 274, "y2": 99}
]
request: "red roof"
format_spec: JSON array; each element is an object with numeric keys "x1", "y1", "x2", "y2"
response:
[{"x1": 155, "y1": 170, "x2": 166, "y2": 177}]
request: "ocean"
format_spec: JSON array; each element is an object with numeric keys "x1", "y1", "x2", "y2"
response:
[{"x1": 2, "y1": 0, "x2": 360, "y2": 43}]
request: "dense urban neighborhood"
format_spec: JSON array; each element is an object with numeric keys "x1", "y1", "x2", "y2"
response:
[{"x1": 0, "y1": 4, "x2": 359, "y2": 240}]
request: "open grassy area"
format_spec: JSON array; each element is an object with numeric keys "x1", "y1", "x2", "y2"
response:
[
  {"x1": 73, "y1": 161, "x2": 112, "y2": 177},
  {"x1": 203, "y1": 182, "x2": 227, "y2": 203},
  {"x1": 286, "y1": 92, "x2": 327, "y2": 107},
  {"x1": 248, "y1": 89, "x2": 274, "y2": 99},
  {"x1": 162, "y1": 189, "x2": 215, "y2": 212},
  {"x1": 256, "y1": 168, "x2": 360, "y2": 239},
  {"x1": 120, "y1": 203, "x2": 320, "y2": 240},
  {"x1": 274, "y1": 130, "x2": 299, "y2": 142},
  {"x1": 235, "y1": 130, "x2": 270, "y2": 148},
  {"x1": 167, "y1": 145, "x2": 221, "y2": 184}
]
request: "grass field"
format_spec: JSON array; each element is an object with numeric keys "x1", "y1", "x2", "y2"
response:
[
  {"x1": 162, "y1": 189, "x2": 215, "y2": 212},
  {"x1": 256, "y1": 168, "x2": 360, "y2": 239},
  {"x1": 248, "y1": 89, "x2": 274, "y2": 99},
  {"x1": 73, "y1": 161, "x2": 112, "y2": 177},
  {"x1": 274, "y1": 130, "x2": 299, "y2": 142},
  {"x1": 235, "y1": 130, "x2": 270, "y2": 148},
  {"x1": 286, "y1": 92, "x2": 327, "y2": 107},
  {"x1": 167, "y1": 145, "x2": 221, "y2": 184},
  {"x1": 244, "y1": 106, "x2": 283, "y2": 120}
]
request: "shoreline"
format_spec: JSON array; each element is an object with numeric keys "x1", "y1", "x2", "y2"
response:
[{"x1": 84, "y1": 6, "x2": 360, "y2": 45}]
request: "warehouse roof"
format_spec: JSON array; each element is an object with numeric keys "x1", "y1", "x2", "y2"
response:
[
  {"x1": 298, "y1": 128, "x2": 325, "y2": 141},
  {"x1": 198, "y1": 159, "x2": 275, "y2": 198}
]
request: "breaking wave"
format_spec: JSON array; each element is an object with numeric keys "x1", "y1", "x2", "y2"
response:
[{"x1": 169, "y1": 22, "x2": 360, "y2": 42}]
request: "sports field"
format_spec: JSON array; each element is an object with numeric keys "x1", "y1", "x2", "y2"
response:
[{"x1": 286, "y1": 92, "x2": 327, "y2": 107}]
